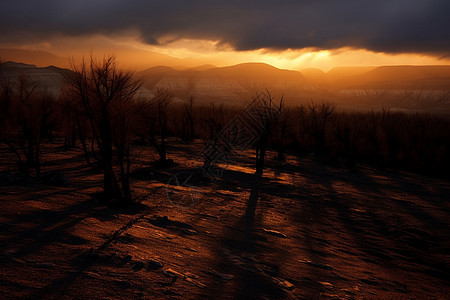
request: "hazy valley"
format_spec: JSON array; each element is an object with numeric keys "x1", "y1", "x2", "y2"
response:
[{"x1": 2, "y1": 48, "x2": 450, "y2": 113}]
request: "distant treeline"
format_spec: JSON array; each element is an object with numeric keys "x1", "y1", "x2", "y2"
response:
[{"x1": 169, "y1": 102, "x2": 450, "y2": 177}]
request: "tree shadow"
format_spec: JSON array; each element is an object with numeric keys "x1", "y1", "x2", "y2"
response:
[
  {"x1": 202, "y1": 174, "x2": 289, "y2": 299},
  {"x1": 289, "y1": 157, "x2": 450, "y2": 294}
]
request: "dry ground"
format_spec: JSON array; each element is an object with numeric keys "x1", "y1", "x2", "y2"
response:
[{"x1": 0, "y1": 140, "x2": 449, "y2": 299}]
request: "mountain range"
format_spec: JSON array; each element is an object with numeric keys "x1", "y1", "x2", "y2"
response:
[
  {"x1": 1, "y1": 48, "x2": 450, "y2": 108},
  {"x1": 0, "y1": 61, "x2": 66, "y2": 96},
  {"x1": 302, "y1": 65, "x2": 450, "y2": 90},
  {"x1": 137, "y1": 63, "x2": 310, "y2": 104}
]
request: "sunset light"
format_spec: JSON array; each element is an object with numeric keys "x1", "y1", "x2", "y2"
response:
[
  {"x1": 1, "y1": 1, "x2": 450, "y2": 299},
  {"x1": 4, "y1": 35, "x2": 450, "y2": 71}
]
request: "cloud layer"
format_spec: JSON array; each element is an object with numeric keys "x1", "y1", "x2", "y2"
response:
[{"x1": 1, "y1": 0, "x2": 449, "y2": 55}]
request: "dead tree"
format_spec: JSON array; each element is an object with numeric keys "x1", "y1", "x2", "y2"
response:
[
  {"x1": 198, "y1": 102, "x2": 224, "y2": 142},
  {"x1": 181, "y1": 96, "x2": 196, "y2": 142},
  {"x1": 307, "y1": 102, "x2": 336, "y2": 153},
  {"x1": 64, "y1": 56, "x2": 141, "y2": 204},
  {"x1": 148, "y1": 89, "x2": 173, "y2": 165},
  {"x1": 272, "y1": 106, "x2": 293, "y2": 161},
  {"x1": 252, "y1": 92, "x2": 284, "y2": 175},
  {"x1": 0, "y1": 69, "x2": 49, "y2": 177},
  {"x1": 0, "y1": 60, "x2": 13, "y2": 146}
]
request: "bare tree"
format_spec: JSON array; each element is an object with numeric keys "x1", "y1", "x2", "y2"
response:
[
  {"x1": 154, "y1": 89, "x2": 174, "y2": 164},
  {"x1": 0, "y1": 69, "x2": 50, "y2": 177},
  {"x1": 201, "y1": 102, "x2": 225, "y2": 142},
  {"x1": 58, "y1": 87, "x2": 80, "y2": 149},
  {"x1": 135, "y1": 88, "x2": 174, "y2": 166},
  {"x1": 0, "y1": 60, "x2": 13, "y2": 146},
  {"x1": 271, "y1": 106, "x2": 293, "y2": 161},
  {"x1": 332, "y1": 111, "x2": 363, "y2": 166},
  {"x1": 181, "y1": 96, "x2": 196, "y2": 142},
  {"x1": 307, "y1": 101, "x2": 336, "y2": 153},
  {"x1": 64, "y1": 55, "x2": 141, "y2": 204},
  {"x1": 143, "y1": 88, "x2": 174, "y2": 165},
  {"x1": 252, "y1": 92, "x2": 284, "y2": 175},
  {"x1": 58, "y1": 86, "x2": 100, "y2": 168}
]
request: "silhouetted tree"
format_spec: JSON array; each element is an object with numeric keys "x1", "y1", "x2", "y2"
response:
[
  {"x1": 307, "y1": 102, "x2": 335, "y2": 153},
  {"x1": 0, "y1": 68, "x2": 53, "y2": 177},
  {"x1": 0, "y1": 60, "x2": 13, "y2": 145},
  {"x1": 154, "y1": 89, "x2": 173, "y2": 163},
  {"x1": 64, "y1": 56, "x2": 141, "y2": 204},
  {"x1": 58, "y1": 86, "x2": 100, "y2": 168},
  {"x1": 135, "y1": 88, "x2": 174, "y2": 166},
  {"x1": 332, "y1": 111, "x2": 362, "y2": 166},
  {"x1": 181, "y1": 96, "x2": 196, "y2": 142},
  {"x1": 271, "y1": 106, "x2": 293, "y2": 161},
  {"x1": 201, "y1": 102, "x2": 225, "y2": 141},
  {"x1": 149, "y1": 89, "x2": 173, "y2": 164},
  {"x1": 252, "y1": 92, "x2": 283, "y2": 175}
]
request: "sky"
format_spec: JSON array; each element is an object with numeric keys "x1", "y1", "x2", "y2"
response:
[{"x1": 1, "y1": 0, "x2": 450, "y2": 71}]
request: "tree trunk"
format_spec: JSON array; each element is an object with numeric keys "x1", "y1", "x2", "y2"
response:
[
  {"x1": 160, "y1": 135, "x2": 167, "y2": 162},
  {"x1": 255, "y1": 135, "x2": 267, "y2": 175},
  {"x1": 77, "y1": 117, "x2": 93, "y2": 167},
  {"x1": 101, "y1": 110, "x2": 115, "y2": 202}
]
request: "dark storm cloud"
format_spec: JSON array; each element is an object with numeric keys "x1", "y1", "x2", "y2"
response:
[{"x1": 1, "y1": 0, "x2": 449, "y2": 55}]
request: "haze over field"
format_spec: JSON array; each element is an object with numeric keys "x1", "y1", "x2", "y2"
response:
[{"x1": 2, "y1": 55, "x2": 450, "y2": 112}]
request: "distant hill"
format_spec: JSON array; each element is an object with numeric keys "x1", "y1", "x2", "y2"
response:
[
  {"x1": 0, "y1": 49, "x2": 70, "y2": 68},
  {"x1": 0, "y1": 47, "x2": 187, "y2": 72},
  {"x1": 342, "y1": 66, "x2": 450, "y2": 89},
  {"x1": 0, "y1": 61, "x2": 69, "y2": 96},
  {"x1": 327, "y1": 66, "x2": 377, "y2": 82},
  {"x1": 98, "y1": 45, "x2": 184, "y2": 71},
  {"x1": 300, "y1": 66, "x2": 377, "y2": 86},
  {"x1": 185, "y1": 64, "x2": 217, "y2": 71},
  {"x1": 300, "y1": 65, "x2": 450, "y2": 90},
  {"x1": 137, "y1": 63, "x2": 310, "y2": 104},
  {"x1": 3, "y1": 58, "x2": 450, "y2": 110},
  {"x1": 298, "y1": 68, "x2": 327, "y2": 84}
]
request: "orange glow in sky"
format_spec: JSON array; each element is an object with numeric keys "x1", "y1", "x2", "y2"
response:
[
  {"x1": 9, "y1": 35, "x2": 450, "y2": 71},
  {"x1": 140, "y1": 38, "x2": 450, "y2": 71}
]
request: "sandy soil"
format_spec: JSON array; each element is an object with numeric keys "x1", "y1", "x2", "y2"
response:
[{"x1": 0, "y1": 140, "x2": 449, "y2": 299}]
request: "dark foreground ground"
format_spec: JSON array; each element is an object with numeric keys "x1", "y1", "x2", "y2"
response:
[{"x1": 0, "y1": 140, "x2": 449, "y2": 299}]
